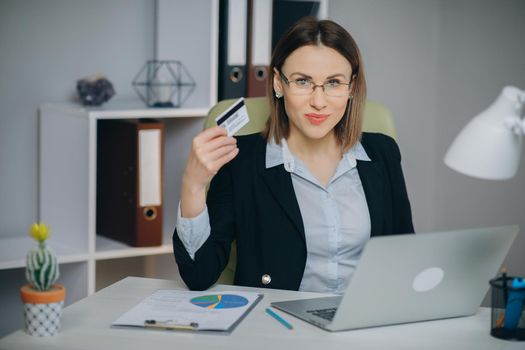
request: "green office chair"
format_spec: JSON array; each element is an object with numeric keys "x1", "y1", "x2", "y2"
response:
[{"x1": 204, "y1": 97, "x2": 397, "y2": 285}]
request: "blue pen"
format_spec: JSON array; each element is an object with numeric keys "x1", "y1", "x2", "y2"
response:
[
  {"x1": 265, "y1": 308, "x2": 293, "y2": 330},
  {"x1": 503, "y1": 277, "x2": 525, "y2": 331}
]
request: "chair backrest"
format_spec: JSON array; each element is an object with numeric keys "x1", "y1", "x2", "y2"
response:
[
  {"x1": 205, "y1": 97, "x2": 397, "y2": 139},
  {"x1": 205, "y1": 97, "x2": 397, "y2": 285}
]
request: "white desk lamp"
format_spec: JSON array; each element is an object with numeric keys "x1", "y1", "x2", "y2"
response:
[{"x1": 444, "y1": 86, "x2": 525, "y2": 179}]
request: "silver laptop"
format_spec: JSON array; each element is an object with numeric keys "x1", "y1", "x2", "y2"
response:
[{"x1": 271, "y1": 225, "x2": 518, "y2": 331}]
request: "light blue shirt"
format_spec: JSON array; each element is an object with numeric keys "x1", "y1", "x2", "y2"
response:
[
  {"x1": 266, "y1": 139, "x2": 371, "y2": 293},
  {"x1": 176, "y1": 139, "x2": 371, "y2": 294}
]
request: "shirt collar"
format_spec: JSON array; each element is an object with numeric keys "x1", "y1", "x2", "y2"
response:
[{"x1": 265, "y1": 137, "x2": 371, "y2": 172}]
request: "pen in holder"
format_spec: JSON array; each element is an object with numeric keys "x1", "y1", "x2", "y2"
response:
[{"x1": 489, "y1": 270, "x2": 525, "y2": 341}]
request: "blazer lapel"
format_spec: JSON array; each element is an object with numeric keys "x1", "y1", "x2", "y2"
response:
[
  {"x1": 357, "y1": 160, "x2": 384, "y2": 236},
  {"x1": 257, "y1": 143, "x2": 305, "y2": 242}
]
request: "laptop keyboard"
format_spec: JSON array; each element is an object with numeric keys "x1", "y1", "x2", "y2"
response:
[{"x1": 306, "y1": 307, "x2": 337, "y2": 321}]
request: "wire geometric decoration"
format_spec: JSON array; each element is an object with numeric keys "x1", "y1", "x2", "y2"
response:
[{"x1": 132, "y1": 60, "x2": 196, "y2": 108}]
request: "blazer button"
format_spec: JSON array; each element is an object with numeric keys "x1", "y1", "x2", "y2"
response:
[{"x1": 261, "y1": 274, "x2": 271, "y2": 285}]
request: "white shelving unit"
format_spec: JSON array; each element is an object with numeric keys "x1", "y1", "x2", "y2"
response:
[
  {"x1": 37, "y1": 102, "x2": 207, "y2": 300},
  {"x1": 0, "y1": 102, "x2": 212, "y2": 339}
]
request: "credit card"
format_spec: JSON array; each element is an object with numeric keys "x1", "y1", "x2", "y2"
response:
[{"x1": 215, "y1": 97, "x2": 250, "y2": 136}]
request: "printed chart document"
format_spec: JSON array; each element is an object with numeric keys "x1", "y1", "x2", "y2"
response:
[{"x1": 112, "y1": 289, "x2": 263, "y2": 333}]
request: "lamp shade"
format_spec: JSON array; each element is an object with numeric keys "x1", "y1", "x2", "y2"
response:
[{"x1": 444, "y1": 86, "x2": 524, "y2": 180}]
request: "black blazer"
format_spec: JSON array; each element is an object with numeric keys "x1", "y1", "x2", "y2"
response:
[{"x1": 173, "y1": 132, "x2": 414, "y2": 291}]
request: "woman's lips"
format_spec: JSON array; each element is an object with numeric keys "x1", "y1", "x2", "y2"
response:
[{"x1": 305, "y1": 113, "x2": 329, "y2": 125}]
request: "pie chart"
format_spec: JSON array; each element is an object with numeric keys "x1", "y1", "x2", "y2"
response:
[{"x1": 190, "y1": 294, "x2": 249, "y2": 309}]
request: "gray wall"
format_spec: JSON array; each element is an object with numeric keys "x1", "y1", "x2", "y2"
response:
[
  {"x1": 330, "y1": 0, "x2": 525, "y2": 278},
  {"x1": 0, "y1": 0, "x2": 155, "y2": 236}
]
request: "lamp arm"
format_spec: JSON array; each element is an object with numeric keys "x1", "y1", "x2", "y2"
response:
[
  {"x1": 503, "y1": 91, "x2": 525, "y2": 135},
  {"x1": 503, "y1": 117, "x2": 525, "y2": 135}
]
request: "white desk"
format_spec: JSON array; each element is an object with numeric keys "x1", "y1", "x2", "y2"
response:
[{"x1": 0, "y1": 277, "x2": 521, "y2": 350}]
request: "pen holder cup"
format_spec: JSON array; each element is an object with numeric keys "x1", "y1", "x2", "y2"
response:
[{"x1": 489, "y1": 276, "x2": 525, "y2": 341}]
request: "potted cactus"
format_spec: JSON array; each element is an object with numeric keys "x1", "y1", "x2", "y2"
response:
[{"x1": 20, "y1": 222, "x2": 66, "y2": 337}]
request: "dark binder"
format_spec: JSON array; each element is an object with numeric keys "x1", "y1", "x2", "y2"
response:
[
  {"x1": 272, "y1": 0, "x2": 320, "y2": 50},
  {"x1": 218, "y1": 0, "x2": 249, "y2": 100},
  {"x1": 246, "y1": 0, "x2": 273, "y2": 97},
  {"x1": 97, "y1": 119, "x2": 164, "y2": 247}
]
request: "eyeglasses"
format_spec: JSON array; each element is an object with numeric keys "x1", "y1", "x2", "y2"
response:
[{"x1": 280, "y1": 72, "x2": 353, "y2": 97}]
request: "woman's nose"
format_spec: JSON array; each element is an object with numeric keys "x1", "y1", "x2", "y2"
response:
[{"x1": 309, "y1": 85, "x2": 327, "y2": 110}]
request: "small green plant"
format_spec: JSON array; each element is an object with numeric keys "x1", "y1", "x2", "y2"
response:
[{"x1": 25, "y1": 222, "x2": 59, "y2": 291}]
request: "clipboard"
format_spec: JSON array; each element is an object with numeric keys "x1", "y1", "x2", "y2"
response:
[{"x1": 112, "y1": 289, "x2": 263, "y2": 334}]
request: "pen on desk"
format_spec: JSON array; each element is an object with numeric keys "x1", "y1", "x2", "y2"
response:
[
  {"x1": 265, "y1": 308, "x2": 293, "y2": 330},
  {"x1": 144, "y1": 319, "x2": 199, "y2": 331}
]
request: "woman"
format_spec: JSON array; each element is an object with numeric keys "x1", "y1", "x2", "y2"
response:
[{"x1": 173, "y1": 17, "x2": 414, "y2": 292}]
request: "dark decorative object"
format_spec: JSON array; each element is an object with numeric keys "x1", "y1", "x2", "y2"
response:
[
  {"x1": 76, "y1": 74, "x2": 115, "y2": 106},
  {"x1": 132, "y1": 60, "x2": 196, "y2": 108}
]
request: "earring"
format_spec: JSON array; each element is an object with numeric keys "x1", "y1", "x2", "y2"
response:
[
  {"x1": 275, "y1": 92, "x2": 283, "y2": 99},
  {"x1": 348, "y1": 95, "x2": 354, "y2": 100}
]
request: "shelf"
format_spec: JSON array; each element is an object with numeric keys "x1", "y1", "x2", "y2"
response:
[
  {"x1": 94, "y1": 235, "x2": 173, "y2": 261},
  {"x1": 40, "y1": 100, "x2": 210, "y2": 120},
  {"x1": 0, "y1": 235, "x2": 89, "y2": 270},
  {"x1": 38, "y1": 100, "x2": 205, "y2": 297}
]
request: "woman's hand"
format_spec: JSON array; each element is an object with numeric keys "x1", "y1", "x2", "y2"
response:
[{"x1": 180, "y1": 126, "x2": 239, "y2": 218}]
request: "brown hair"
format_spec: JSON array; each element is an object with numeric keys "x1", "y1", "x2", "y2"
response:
[{"x1": 264, "y1": 17, "x2": 366, "y2": 151}]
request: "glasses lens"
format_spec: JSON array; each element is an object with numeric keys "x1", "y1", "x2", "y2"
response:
[
  {"x1": 324, "y1": 84, "x2": 349, "y2": 97},
  {"x1": 289, "y1": 82, "x2": 312, "y2": 95}
]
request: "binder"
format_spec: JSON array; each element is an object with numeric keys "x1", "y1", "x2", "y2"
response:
[
  {"x1": 97, "y1": 119, "x2": 164, "y2": 247},
  {"x1": 272, "y1": 0, "x2": 320, "y2": 50},
  {"x1": 246, "y1": 0, "x2": 273, "y2": 97},
  {"x1": 218, "y1": 0, "x2": 248, "y2": 100}
]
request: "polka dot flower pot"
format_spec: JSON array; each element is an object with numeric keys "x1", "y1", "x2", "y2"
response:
[{"x1": 20, "y1": 284, "x2": 66, "y2": 337}]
